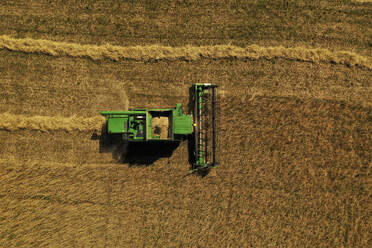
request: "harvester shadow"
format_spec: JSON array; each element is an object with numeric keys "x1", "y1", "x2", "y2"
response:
[
  {"x1": 122, "y1": 141, "x2": 179, "y2": 166},
  {"x1": 92, "y1": 124, "x2": 179, "y2": 166}
]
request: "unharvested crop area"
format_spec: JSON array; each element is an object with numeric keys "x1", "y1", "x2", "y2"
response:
[{"x1": 0, "y1": 0, "x2": 371, "y2": 247}]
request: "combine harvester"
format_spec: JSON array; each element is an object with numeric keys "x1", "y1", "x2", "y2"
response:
[{"x1": 101, "y1": 84, "x2": 219, "y2": 172}]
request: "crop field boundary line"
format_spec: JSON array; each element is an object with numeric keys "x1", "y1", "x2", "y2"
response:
[{"x1": 0, "y1": 35, "x2": 371, "y2": 70}]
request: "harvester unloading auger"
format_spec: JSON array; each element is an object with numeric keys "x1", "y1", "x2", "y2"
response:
[{"x1": 100, "y1": 83, "x2": 219, "y2": 172}]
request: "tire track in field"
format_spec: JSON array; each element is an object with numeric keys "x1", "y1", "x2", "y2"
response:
[
  {"x1": 0, "y1": 35, "x2": 371, "y2": 69},
  {"x1": 0, "y1": 113, "x2": 105, "y2": 132}
]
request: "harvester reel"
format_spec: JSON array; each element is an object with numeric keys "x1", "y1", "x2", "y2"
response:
[{"x1": 190, "y1": 84, "x2": 219, "y2": 172}]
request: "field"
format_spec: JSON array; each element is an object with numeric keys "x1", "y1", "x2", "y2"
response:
[{"x1": 0, "y1": 0, "x2": 371, "y2": 247}]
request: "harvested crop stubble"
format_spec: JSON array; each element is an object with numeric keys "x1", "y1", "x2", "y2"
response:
[
  {"x1": 0, "y1": 35, "x2": 371, "y2": 69},
  {"x1": 0, "y1": 113, "x2": 105, "y2": 132}
]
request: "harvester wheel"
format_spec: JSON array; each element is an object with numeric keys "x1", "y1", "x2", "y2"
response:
[
  {"x1": 122, "y1": 133, "x2": 128, "y2": 141},
  {"x1": 122, "y1": 133, "x2": 129, "y2": 147},
  {"x1": 99, "y1": 123, "x2": 112, "y2": 152}
]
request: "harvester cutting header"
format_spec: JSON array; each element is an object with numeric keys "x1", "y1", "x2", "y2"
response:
[{"x1": 100, "y1": 83, "x2": 219, "y2": 172}]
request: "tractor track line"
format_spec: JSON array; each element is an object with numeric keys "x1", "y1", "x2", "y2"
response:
[
  {"x1": 0, "y1": 35, "x2": 371, "y2": 69},
  {"x1": 0, "y1": 112, "x2": 105, "y2": 132}
]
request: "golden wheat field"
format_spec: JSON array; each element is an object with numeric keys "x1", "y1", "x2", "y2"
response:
[{"x1": 0, "y1": 0, "x2": 371, "y2": 247}]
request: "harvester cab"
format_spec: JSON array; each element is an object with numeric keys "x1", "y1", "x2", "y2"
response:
[{"x1": 100, "y1": 83, "x2": 219, "y2": 172}]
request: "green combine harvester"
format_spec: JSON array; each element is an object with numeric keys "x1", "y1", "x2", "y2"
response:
[{"x1": 100, "y1": 83, "x2": 218, "y2": 172}]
